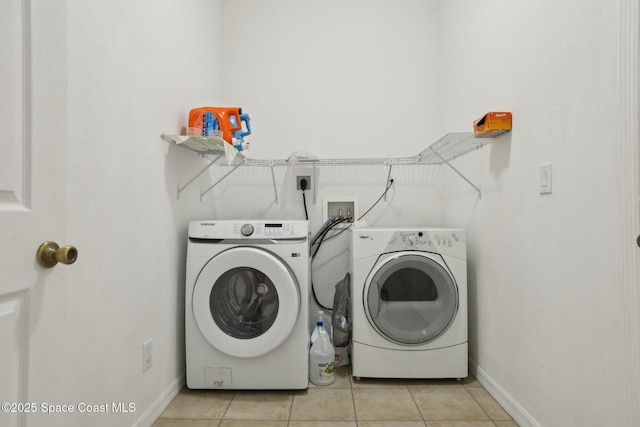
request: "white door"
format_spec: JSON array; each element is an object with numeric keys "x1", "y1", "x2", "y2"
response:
[
  {"x1": 0, "y1": 1, "x2": 69, "y2": 427},
  {"x1": 620, "y1": 1, "x2": 640, "y2": 425}
]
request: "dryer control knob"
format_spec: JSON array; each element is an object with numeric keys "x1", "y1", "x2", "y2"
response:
[{"x1": 241, "y1": 224, "x2": 254, "y2": 236}]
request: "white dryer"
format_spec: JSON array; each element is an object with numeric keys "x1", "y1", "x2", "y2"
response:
[
  {"x1": 350, "y1": 227, "x2": 467, "y2": 379},
  {"x1": 185, "y1": 220, "x2": 309, "y2": 389}
]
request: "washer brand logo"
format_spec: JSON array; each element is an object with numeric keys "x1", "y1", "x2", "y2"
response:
[
  {"x1": 292, "y1": 253, "x2": 301, "y2": 257},
  {"x1": 200, "y1": 222, "x2": 216, "y2": 226}
]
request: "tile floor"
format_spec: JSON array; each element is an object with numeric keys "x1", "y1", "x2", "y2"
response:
[{"x1": 153, "y1": 366, "x2": 519, "y2": 427}]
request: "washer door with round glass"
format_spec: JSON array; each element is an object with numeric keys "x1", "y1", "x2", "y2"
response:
[
  {"x1": 192, "y1": 246, "x2": 300, "y2": 358},
  {"x1": 364, "y1": 251, "x2": 458, "y2": 345}
]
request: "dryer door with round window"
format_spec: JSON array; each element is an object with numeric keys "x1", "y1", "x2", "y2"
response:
[
  {"x1": 192, "y1": 246, "x2": 300, "y2": 358},
  {"x1": 364, "y1": 251, "x2": 458, "y2": 345}
]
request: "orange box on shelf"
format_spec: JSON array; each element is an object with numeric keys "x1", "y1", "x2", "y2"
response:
[{"x1": 473, "y1": 112, "x2": 512, "y2": 137}]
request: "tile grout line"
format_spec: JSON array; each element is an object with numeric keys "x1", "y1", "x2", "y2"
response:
[
  {"x1": 219, "y1": 391, "x2": 235, "y2": 423},
  {"x1": 466, "y1": 384, "x2": 514, "y2": 423},
  {"x1": 350, "y1": 380, "x2": 357, "y2": 423},
  {"x1": 349, "y1": 365, "x2": 358, "y2": 424},
  {"x1": 461, "y1": 384, "x2": 492, "y2": 422},
  {"x1": 286, "y1": 390, "x2": 294, "y2": 427},
  {"x1": 406, "y1": 383, "x2": 428, "y2": 426}
]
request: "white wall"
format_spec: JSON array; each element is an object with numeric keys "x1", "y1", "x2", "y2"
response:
[
  {"x1": 217, "y1": 0, "x2": 444, "y2": 307},
  {"x1": 220, "y1": 0, "x2": 443, "y2": 159},
  {"x1": 438, "y1": 1, "x2": 626, "y2": 426},
  {"x1": 65, "y1": 1, "x2": 222, "y2": 426}
]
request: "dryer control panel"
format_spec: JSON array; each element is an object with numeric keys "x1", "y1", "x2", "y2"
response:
[
  {"x1": 189, "y1": 220, "x2": 308, "y2": 240},
  {"x1": 352, "y1": 227, "x2": 465, "y2": 260},
  {"x1": 387, "y1": 230, "x2": 465, "y2": 259},
  {"x1": 392, "y1": 230, "x2": 462, "y2": 249}
]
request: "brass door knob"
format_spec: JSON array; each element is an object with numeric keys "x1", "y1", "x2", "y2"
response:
[{"x1": 36, "y1": 241, "x2": 78, "y2": 268}]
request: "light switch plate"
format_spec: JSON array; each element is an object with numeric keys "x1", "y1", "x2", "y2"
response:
[{"x1": 539, "y1": 163, "x2": 552, "y2": 194}]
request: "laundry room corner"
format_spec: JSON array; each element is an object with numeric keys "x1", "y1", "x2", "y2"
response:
[
  {"x1": 63, "y1": 1, "x2": 224, "y2": 426},
  {"x1": 438, "y1": 1, "x2": 628, "y2": 426}
]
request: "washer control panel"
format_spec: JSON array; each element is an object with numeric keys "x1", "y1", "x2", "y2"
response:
[
  {"x1": 233, "y1": 222, "x2": 301, "y2": 238},
  {"x1": 189, "y1": 220, "x2": 308, "y2": 239}
]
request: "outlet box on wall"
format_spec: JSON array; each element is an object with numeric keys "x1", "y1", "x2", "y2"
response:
[
  {"x1": 323, "y1": 197, "x2": 359, "y2": 225},
  {"x1": 142, "y1": 339, "x2": 152, "y2": 372},
  {"x1": 296, "y1": 175, "x2": 311, "y2": 191}
]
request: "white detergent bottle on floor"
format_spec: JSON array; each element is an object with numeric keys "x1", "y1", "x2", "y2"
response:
[{"x1": 309, "y1": 328, "x2": 335, "y2": 386}]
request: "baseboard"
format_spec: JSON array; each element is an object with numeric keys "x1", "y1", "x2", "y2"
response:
[
  {"x1": 469, "y1": 358, "x2": 540, "y2": 427},
  {"x1": 132, "y1": 371, "x2": 185, "y2": 427}
]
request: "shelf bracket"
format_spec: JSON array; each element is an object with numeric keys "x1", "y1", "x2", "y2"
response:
[
  {"x1": 384, "y1": 164, "x2": 393, "y2": 201},
  {"x1": 313, "y1": 165, "x2": 319, "y2": 205},
  {"x1": 270, "y1": 166, "x2": 279, "y2": 204},
  {"x1": 429, "y1": 147, "x2": 482, "y2": 198},
  {"x1": 200, "y1": 163, "x2": 243, "y2": 201},
  {"x1": 177, "y1": 153, "x2": 223, "y2": 199}
]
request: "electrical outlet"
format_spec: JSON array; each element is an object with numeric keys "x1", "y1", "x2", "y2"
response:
[
  {"x1": 296, "y1": 175, "x2": 311, "y2": 191},
  {"x1": 142, "y1": 339, "x2": 152, "y2": 372}
]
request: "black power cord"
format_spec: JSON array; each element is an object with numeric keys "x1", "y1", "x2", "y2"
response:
[
  {"x1": 309, "y1": 178, "x2": 395, "y2": 310},
  {"x1": 311, "y1": 216, "x2": 349, "y2": 259},
  {"x1": 310, "y1": 216, "x2": 350, "y2": 311},
  {"x1": 357, "y1": 178, "x2": 394, "y2": 220},
  {"x1": 300, "y1": 178, "x2": 309, "y2": 220},
  {"x1": 322, "y1": 178, "x2": 395, "y2": 243}
]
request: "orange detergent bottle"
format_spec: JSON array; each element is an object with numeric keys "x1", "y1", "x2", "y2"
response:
[{"x1": 188, "y1": 107, "x2": 243, "y2": 144}]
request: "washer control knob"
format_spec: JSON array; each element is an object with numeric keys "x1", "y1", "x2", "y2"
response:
[
  {"x1": 406, "y1": 235, "x2": 415, "y2": 246},
  {"x1": 240, "y1": 224, "x2": 254, "y2": 236}
]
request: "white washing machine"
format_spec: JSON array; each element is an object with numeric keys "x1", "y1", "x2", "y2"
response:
[
  {"x1": 185, "y1": 220, "x2": 310, "y2": 389},
  {"x1": 350, "y1": 227, "x2": 467, "y2": 379}
]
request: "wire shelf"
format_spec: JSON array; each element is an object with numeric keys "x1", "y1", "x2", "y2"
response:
[{"x1": 162, "y1": 131, "x2": 506, "y2": 200}]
